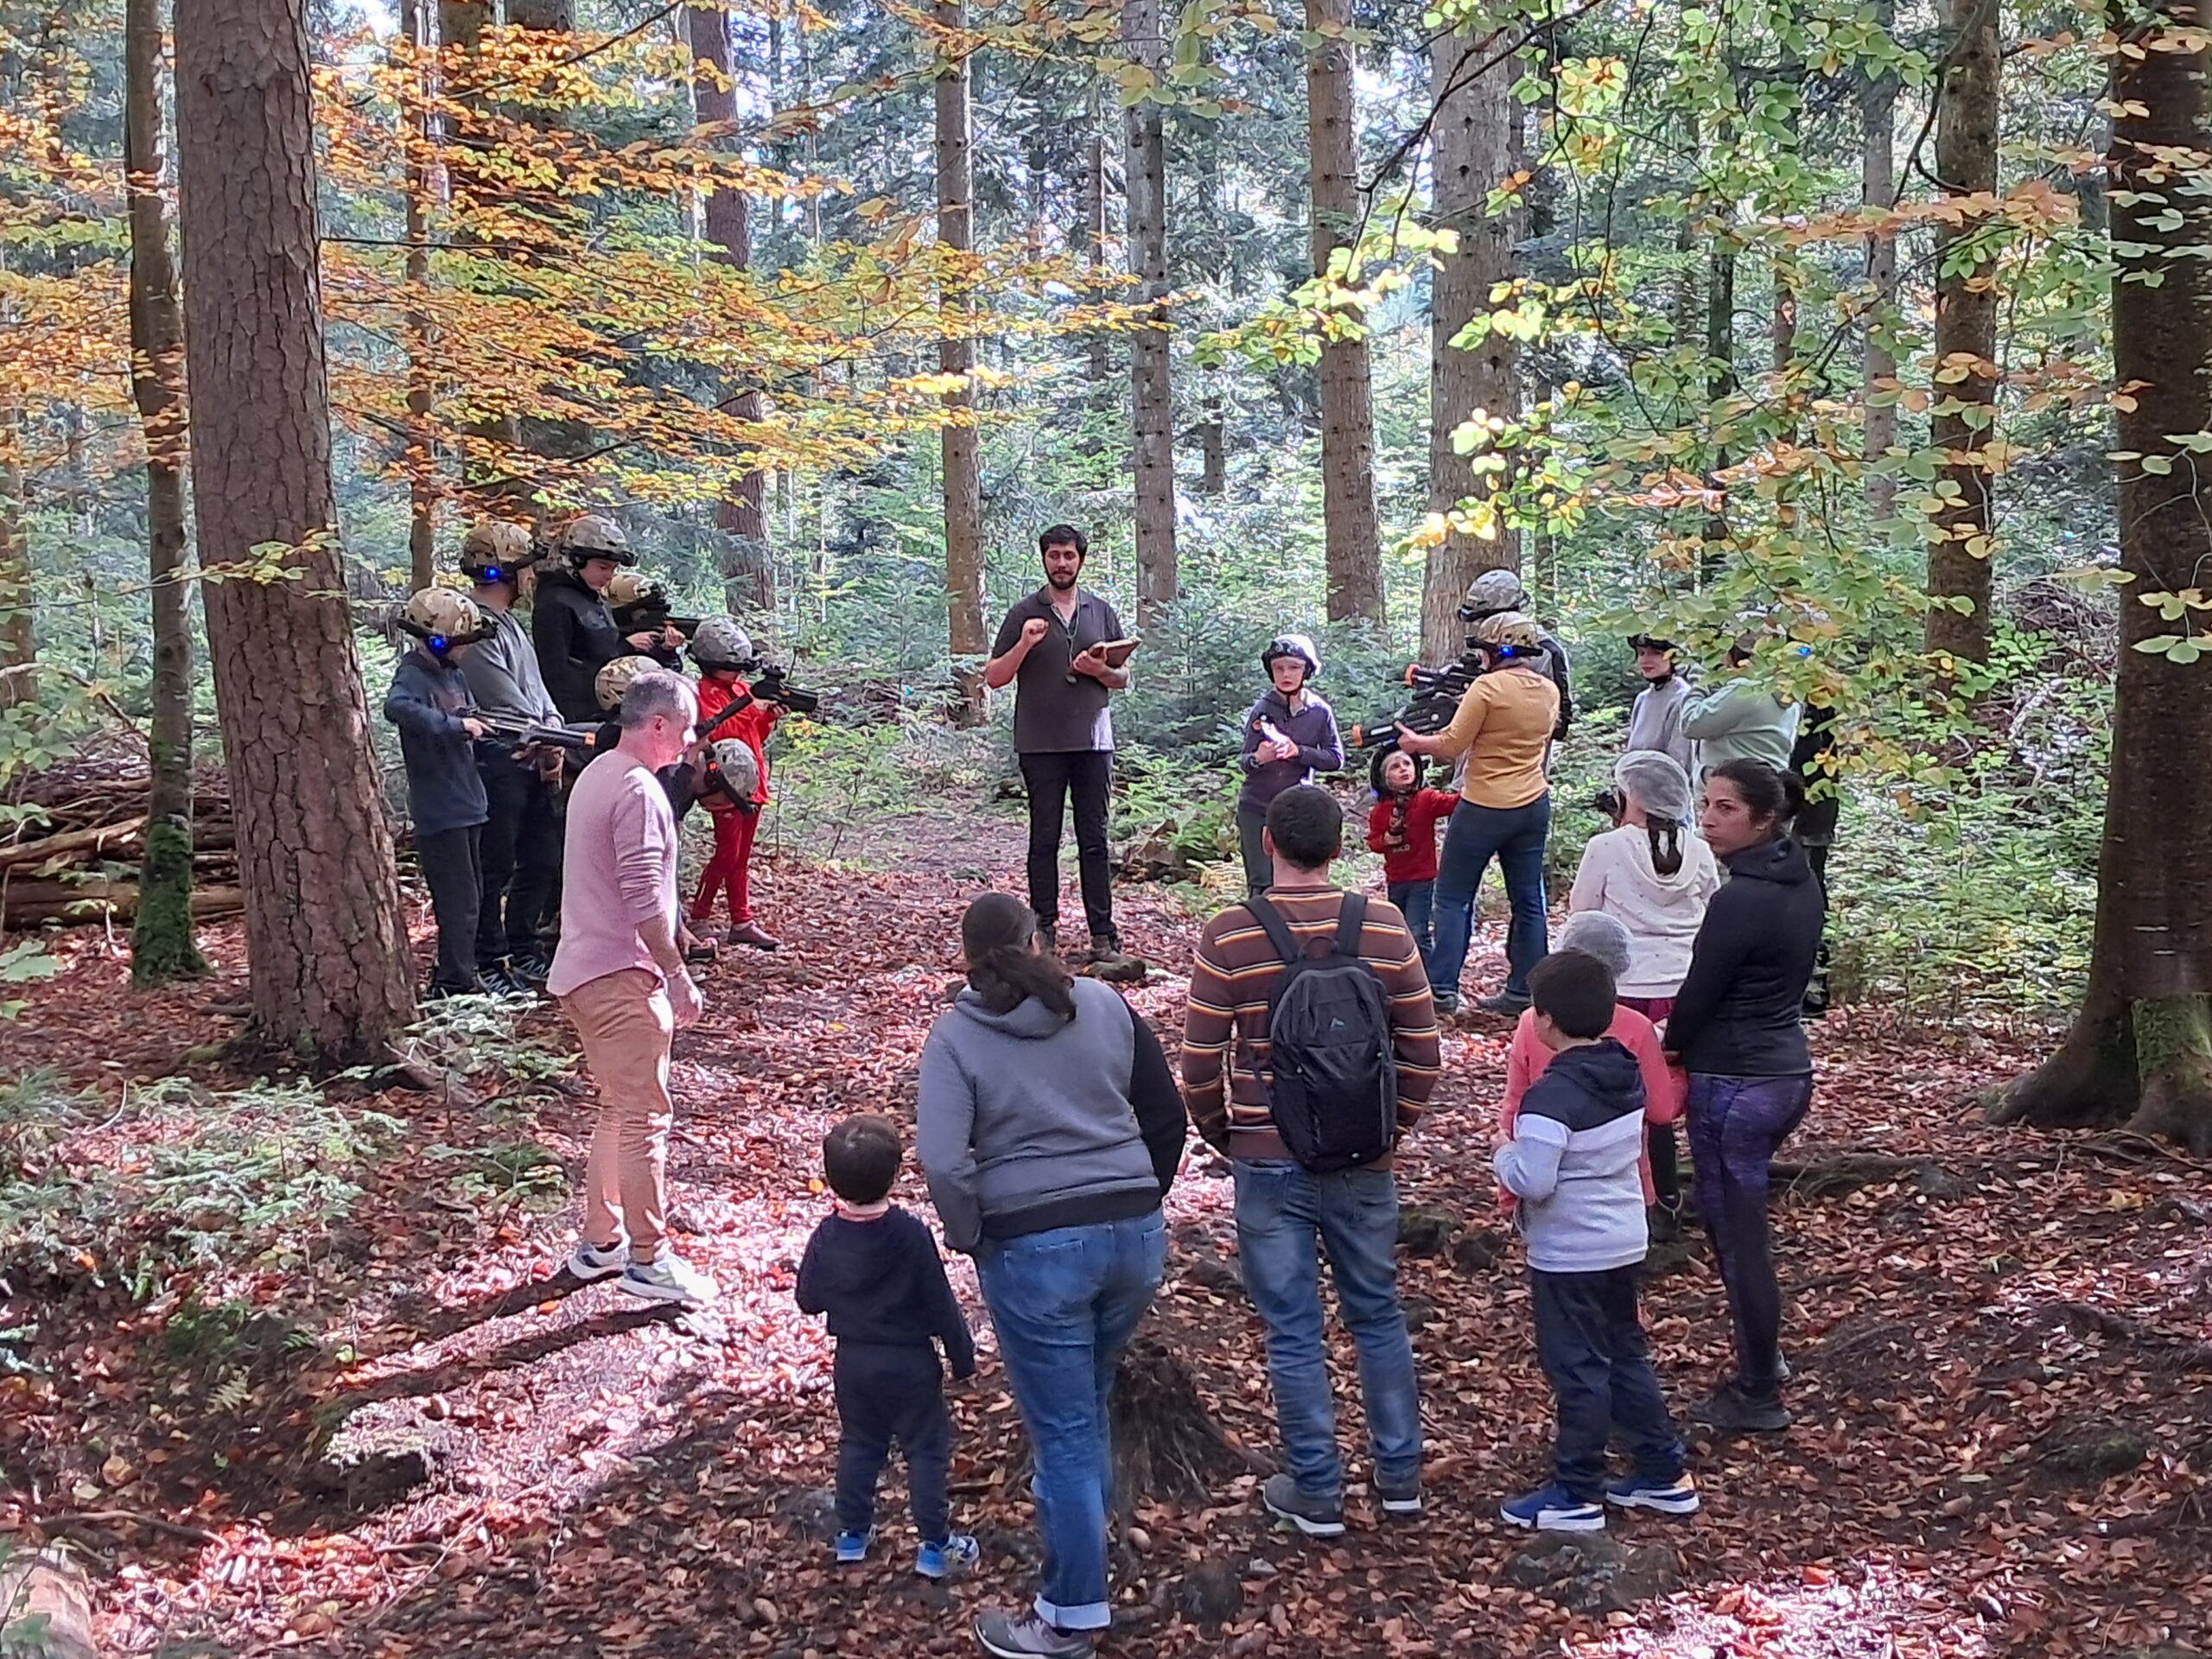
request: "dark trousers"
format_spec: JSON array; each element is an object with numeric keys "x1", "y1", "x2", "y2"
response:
[
  {"x1": 1688, "y1": 1072, "x2": 1815, "y2": 1396},
  {"x1": 1236, "y1": 799, "x2": 1271, "y2": 896},
  {"x1": 1387, "y1": 880, "x2": 1436, "y2": 979},
  {"x1": 416, "y1": 824, "x2": 484, "y2": 994},
  {"x1": 475, "y1": 753, "x2": 561, "y2": 966},
  {"x1": 1531, "y1": 1266, "x2": 1683, "y2": 1503},
  {"x1": 833, "y1": 1343, "x2": 951, "y2": 1541},
  {"x1": 1020, "y1": 750, "x2": 1116, "y2": 944}
]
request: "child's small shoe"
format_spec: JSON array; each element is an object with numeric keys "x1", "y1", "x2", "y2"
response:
[
  {"x1": 916, "y1": 1533, "x2": 978, "y2": 1579},
  {"x1": 834, "y1": 1528, "x2": 876, "y2": 1564}
]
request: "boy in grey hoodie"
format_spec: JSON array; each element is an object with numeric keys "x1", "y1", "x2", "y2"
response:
[{"x1": 1495, "y1": 950, "x2": 1694, "y2": 1533}]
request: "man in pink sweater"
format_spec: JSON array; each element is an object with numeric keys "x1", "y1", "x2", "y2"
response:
[{"x1": 550, "y1": 668, "x2": 715, "y2": 1307}]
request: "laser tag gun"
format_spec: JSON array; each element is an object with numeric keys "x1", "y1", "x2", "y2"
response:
[
  {"x1": 606, "y1": 571, "x2": 703, "y2": 639},
  {"x1": 747, "y1": 662, "x2": 821, "y2": 717},
  {"x1": 472, "y1": 710, "x2": 602, "y2": 760},
  {"x1": 1345, "y1": 653, "x2": 1487, "y2": 753}
]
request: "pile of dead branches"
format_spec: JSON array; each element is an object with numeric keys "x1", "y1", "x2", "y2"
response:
[{"x1": 0, "y1": 758, "x2": 240, "y2": 930}]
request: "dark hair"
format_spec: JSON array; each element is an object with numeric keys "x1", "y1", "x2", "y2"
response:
[
  {"x1": 1529, "y1": 950, "x2": 1616, "y2": 1040},
  {"x1": 823, "y1": 1113, "x2": 903, "y2": 1205},
  {"x1": 1369, "y1": 746, "x2": 1426, "y2": 795},
  {"x1": 1645, "y1": 817, "x2": 1685, "y2": 877},
  {"x1": 1265, "y1": 785, "x2": 1343, "y2": 871},
  {"x1": 1038, "y1": 524, "x2": 1088, "y2": 560},
  {"x1": 1708, "y1": 758, "x2": 1807, "y2": 835},
  {"x1": 960, "y1": 891, "x2": 1077, "y2": 1020}
]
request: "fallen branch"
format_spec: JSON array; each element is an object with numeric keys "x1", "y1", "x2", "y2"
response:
[{"x1": 0, "y1": 815, "x2": 149, "y2": 868}]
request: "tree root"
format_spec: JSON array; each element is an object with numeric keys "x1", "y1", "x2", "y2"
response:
[
  {"x1": 2054, "y1": 1301, "x2": 2212, "y2": 1371},
  {"x1": 1991, "y1": 997, "x2": 2212, "y2": 1154},
  {"x1": 1768, "y1": 1153, "x2": 1928, "y2": 1199}
]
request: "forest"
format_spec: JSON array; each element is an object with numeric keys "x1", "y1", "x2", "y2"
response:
[{"x1": 0, "y1": 0, "x2": 2208, "y2": 1651}]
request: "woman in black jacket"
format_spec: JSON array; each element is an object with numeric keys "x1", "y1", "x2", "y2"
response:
[{"x1": 1665, "y1": 759, "x2": 1824, "y2": 1434}]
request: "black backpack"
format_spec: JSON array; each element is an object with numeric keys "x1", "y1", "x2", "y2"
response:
[{"x1": 1246, "y1": 893, "x2": 1400, "y2": 1173}]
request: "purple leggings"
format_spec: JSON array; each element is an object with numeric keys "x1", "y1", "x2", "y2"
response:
[{"x1": 1688, "y1": 1072, "x2": 1814, "y2": 1397}]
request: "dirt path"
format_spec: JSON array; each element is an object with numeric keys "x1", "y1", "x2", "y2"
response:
[{"x1": 7, "y1": 802, "x2": 2211, "y2": 1658}]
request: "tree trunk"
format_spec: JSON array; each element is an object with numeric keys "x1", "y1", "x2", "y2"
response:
[
  {"x1": 1198, "y1": 385, "x2": 1226, "y2": 494},
  {"x1": 1084, "y1": 87, "x2": 1111, "y2": 385},
  {"x1": 1306, "y1": 0, "x2": 1382, "y2": 626},
  {"x1": 1700, "y1": 237, "x2": 1737, "y2": 572},
  {"x1": 175, "y1": 0, "x2": 414, "y2": 1061},
  {"x1": 936, "y1": 0, "x2": 985, "y2": 723},
  {"x1": 1990, "y1": 0, "x2": 2212, "y2": 1153},
  {"x1": 400, "y1": 0, "x2": 436, "y2": 594},
  {"x1": 0, "y1": 410, "x2": 29, "y2": 690},
  {"x1": 1421, "y1": 27, "x2": 1518, "y2": 666},
  {"x1": 1861, "y1": 0, "x2": 1899, "y2": 525},
  {"x1": 1124, "y1": 0, "x2": 1177, "y2": 626},
  {"x1": 688, "y1": 0, "x2": 771, "y2": 615},
  {"x1": 124, "y1": 0, "x2": 206, "y2": 985},
  {"x1": 1924, "y1": 0, "x2": 2000, "y2": 667},
  {"x1": 505, "y1": 0, "x2": 571, "y2": 27}
]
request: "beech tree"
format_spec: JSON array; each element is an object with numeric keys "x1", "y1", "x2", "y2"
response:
[
  {"x1": 124, "y1": 0, "x2": 204, "y2": 984},
  {"x1": 1992, "y1": 0, "x2": 2212, "y2": 1152},
  {"x1": 1124, "y1": 0, "x2": 1178, "y2": 626},
  {"x1": 175, "y1": 0, "x2": 414, "y2": 1059},
  {"x1": 936, "y1": 0, "x2": 986, "y2": 721}
]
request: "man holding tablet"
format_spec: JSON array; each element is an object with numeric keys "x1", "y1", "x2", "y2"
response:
[{"x1": 985, "y1": 524, "x2": 1136, "y2": 969}]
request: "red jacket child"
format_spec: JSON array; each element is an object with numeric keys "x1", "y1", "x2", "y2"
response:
[
  {"x1": 692, "y1": 671, "x2": 780, "y2": 946},
  {"x1": 1365, "y1": 786, "x2": 1459, "y2": 885}
]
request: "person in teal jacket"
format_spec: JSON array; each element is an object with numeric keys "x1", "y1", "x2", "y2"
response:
[{"x1": 1682, "y1": 638, "x2": 1799, "y2": 782}]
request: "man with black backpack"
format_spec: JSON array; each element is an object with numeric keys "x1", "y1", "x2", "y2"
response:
[{"x1": 1181, "y1": 785, "x2": 1442, "y2": 1537}]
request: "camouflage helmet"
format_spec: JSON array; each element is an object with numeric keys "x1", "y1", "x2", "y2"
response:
[
  {"x1": 459, "y1": 520, "x2": 534, "y2": 581},
  {"x1": 709, "y1": 737, "x2": 761, "y2": 801},
  {"x1": 560, "y1": 513, "x2": 637, "y2": 567},
  {"x1": 602, "y1": 569, "x2": 657, "y2": 608},
  {"x1": 399, "y1": 586, "x2": 489, "y2": 652},
  {"x1": 1459, "y1": 568, "x2": 1529, "y2": 620},
  {"x1": 689, "y1": 615, "x2": 754, "y2": 672},
  {"x1": 1469, "y1": 609, "x2": 1544, "y2": 654},
  {"x1": 594, "y1": 653, "x2": 659, "y2": 712}
]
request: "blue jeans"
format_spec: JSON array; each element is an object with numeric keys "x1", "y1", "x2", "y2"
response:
[
  {"x1": 1688, "y1": 1072, "x2": 1814, "y2": 1397},
  {"x1": 1429, "y1": 793, "x2": 1551, "y2": 1001},
  {"x1": 1232, "y1": 1160, "x2": 1421, "y2": 1497},
  {"x1": 975, "y1": 1212, "x2": 1166, "y2": 1631},
  {"x1": 1387, "y1": 880, "x2": 1435, "y2": 978},
  {"x1": 1532, "y1": 1267, "x2": 1684, "y2": 1503}
]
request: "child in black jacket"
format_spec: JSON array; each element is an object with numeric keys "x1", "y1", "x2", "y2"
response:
[{"x1": 796, "y1": 1114, "x2": 978, "y2": 1579}]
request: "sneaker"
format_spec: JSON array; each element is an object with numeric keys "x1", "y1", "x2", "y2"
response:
[
  {"x1": 567, "y1": 1236, "x2": 626, "y2": 1282},
  {"x1": 1500, "y1": 1483, "x2": 1605, "y2": 1532},
  {"x1": 725, "y1": 921, "x2": 780, "y2": 950},
  {"x1": 510, "y1": 953, "x2": 552, "y2": 986},
  {"x1": 1691, "y1": 1382, "x2": 1791, "y2": 1433},
  {"x1": 834, "y1": 1528, "x2": 876, "y2": 1565},
  {"x1": 1086, "y1": 936, "x2": 1129, "y2": 967},
  {"x1": 917, "y1": 1533, "x2": 979, "y2": 1579},
  {"x1": 618, "y1": 1250, "x2": 718, "y2": 1307},
  {"x1": 1432, "y1": 991, "x2": 1461, "y2": 1017},
  {"x1": 1648, "y1": 1200, "x2": 1682, "y2": 1244},
  {"x1": 1262, "y1": 1471, "x2": 1346, "y2": 1538},
  {"x1": 1773, "y1": 1349, "x2": 1791, "y2": 1385},
  {"x1": 1036, "y1": 921, "x2": 1059, "y2": 957},
  {"x1": 973, "y1": 1610, "x2": 1092, "y2": 1658},
  {"x1": 1376, "y1": 1478, "x2": 1424, "y2": 1516},
  {"x1": 1475, "y1": 991, "x2": 1531, "y2": 1017},
  {"x1": 1604, "y1": 1471, "x2": 1700, "y2": 1516},
  {"x1": 481, "y1": 965, "x2": 532, "y2": 997}
]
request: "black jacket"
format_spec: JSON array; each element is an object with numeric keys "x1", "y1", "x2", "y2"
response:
[
  {"x1": 531, "y1": 566, "x2": 626, "y2": 722},
  {"x1": 1665, "y1": 836, "x2": 1825, "y2": 1076},
  {"x1": 385, "y1": 649, "x2": 489, "y2": 836},
  {"x1": 1536, "y1": 627, "x2": 1574, "y2": 741},
  {"x1": 795, "y1": 1206, "x2": 976, "y2": 1375}
]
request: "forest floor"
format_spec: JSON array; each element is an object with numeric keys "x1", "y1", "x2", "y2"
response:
[{"x1": 3, "y1": 794, "x2": 2209, "y2": 1659}]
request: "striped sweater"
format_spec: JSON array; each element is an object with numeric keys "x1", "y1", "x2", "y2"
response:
[{"x1": 1181, "y1": 887, "x2": 1443, "y2": 1153}]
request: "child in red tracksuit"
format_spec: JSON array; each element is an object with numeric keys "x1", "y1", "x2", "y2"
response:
[
  {"x1": 692, "y1": 670, "x2": 780, "y2": 949},
  {"x1": 1366, "y1": 746, "x2": 1459, "y2": 978}
]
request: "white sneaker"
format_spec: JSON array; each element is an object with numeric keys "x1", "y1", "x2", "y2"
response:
[
  {"x1": 619, "y1": 1250, "x2": 718, "y2": 1306},
  {"x1": 567, "y1": 1237, "x2": 626, "y2": 1282}
]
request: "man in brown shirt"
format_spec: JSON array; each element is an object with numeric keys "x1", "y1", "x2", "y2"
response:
[{"x1": 1182, "y1": 785, "x2": 1440, "y2": 1538}]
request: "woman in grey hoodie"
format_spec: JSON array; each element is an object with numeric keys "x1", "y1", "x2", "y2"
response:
[{"x1": 918, "y1": 893, "x2": 1185, "y2": 1659}]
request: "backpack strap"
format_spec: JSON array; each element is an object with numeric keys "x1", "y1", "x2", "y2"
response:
[
  {"x1": 1243, "y1": 893, "x2": 1302, "y2": 969},
  {"x1": 1334, "y1": 892, "x2": 1368, "y2": 958}
]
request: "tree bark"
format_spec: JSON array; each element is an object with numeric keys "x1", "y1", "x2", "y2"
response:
[
  {"x1": 1123, "y1": 0, "x2": 1177, "y2": 626},
  {"x1": 936, "y1": 0, "x2": 985, "y2": 722},
  {"x1": 1306, "y1": 0, "x2": 1382, "y2": 626},
  {"x1": 688, "y1": 0, "x2": 771, "y2": 615},
  {"x1": 1925, "y1": 0, "x2": 2000, "y2": 666},
  {"x1": 0, "y1": 409, "x2": 29, "y2": 689},
  {"x1": 1701, "y1": 237, "x2": 1737, "y2": 572},
  {"x1": 1084, "y1": 86, "x2": 1112, "y2": 385},
  {"x1": 124, "y1": 0, "x2": 206, "y2": 985},
  {"x1": 505, "y1": 0, "x2": 571, "y2": 27},
  {"x1": 175, "y1": 0, "x2": 414, "y2": 1061},
  {"x1": 400, "y1": 0, "x2": 436, "y2": 594},
  {"x1": 1990, "y1": 0, "x2": 2212, "y2": 1153},
  {"x1": 1861, "y1": 0, "x2": 1900, "y2": 525},
  {"x1": 1422, "y1": 27, "x2": 1518, "y2": 666}
]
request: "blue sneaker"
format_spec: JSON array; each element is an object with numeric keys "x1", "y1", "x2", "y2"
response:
[
  {"x1": 834, "y1": 1528, "x2": 875, "y2": 1564},
  {"x1": 916, "y1": 1533, "x2": 978, "y2": 1579},
  {"x1": 1604, "y1": 1472, "x2": 1700, "y2": 1516},
  {"x1": 1501, "y1": 1483, "x2": 1605, "y2": 1532}
]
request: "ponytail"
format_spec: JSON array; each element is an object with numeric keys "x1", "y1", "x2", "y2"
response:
[
  {"x1": 960, "y1": 892, "x2": 1077, "y2": 1020},
  {"x1": 1644, "y1": 816, "x2": 1685, "y2": 877},
  {"x1": 1708, "y1": 758, "x2": 1806, "y2": 836}
]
